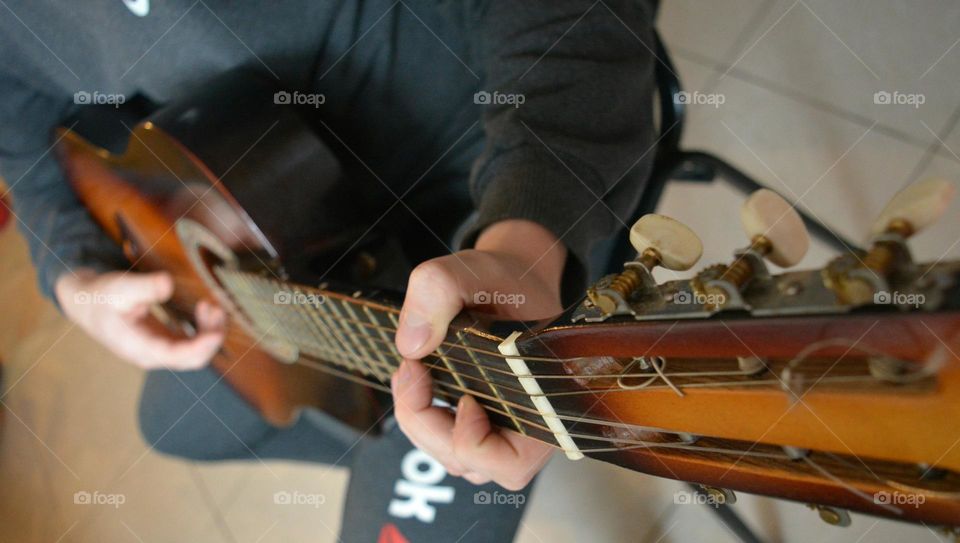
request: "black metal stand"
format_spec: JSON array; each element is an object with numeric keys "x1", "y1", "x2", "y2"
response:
[{"x1": 688, "y1": 484, "x2": 765, "y2": 543}]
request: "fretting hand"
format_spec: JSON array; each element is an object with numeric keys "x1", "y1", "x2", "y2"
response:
[{"x1": 392, "y1": 219, "x2": 566, "y2": 490}]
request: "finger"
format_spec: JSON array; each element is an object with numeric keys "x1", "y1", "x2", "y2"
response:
[
  {"x1": 112, "y1": 315, "x2": 224, "y2": 370},
  {"x1": 195, "y1": 299, "x2": 227, "y2": 333},
  {"x1": 395, "y1": 259, "x2": 467, "y2": 359},
  {"x1": 104, "y1": 272, "x2": 175, "y2": 312},
  {"x1": 391, "y1": 359, "x2": 467, "y2": 474},
  {"x1": 463, "y1": 471, "x2": 492, "y2": 486},
  {"x1": 452, "y1": 394, "x2": 550, "y2": 491}
]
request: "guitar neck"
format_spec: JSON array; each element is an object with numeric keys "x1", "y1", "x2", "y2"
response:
[{"x1": 212, "y1": 267, "x2": 561, "y2": 444}]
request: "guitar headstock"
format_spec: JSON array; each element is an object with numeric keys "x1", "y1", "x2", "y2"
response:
[
  {"x1": 508, "y1": 179, "x2": 960, "y2": 527},
  {"x1": 576, "y1": 179, "x2": 959, "y2": 322}
]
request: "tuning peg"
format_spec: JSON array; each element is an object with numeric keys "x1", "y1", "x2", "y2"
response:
[
  {"x1": 868, "y1": 177, "x2": 956, "y2": 240},
  {"x1": 629, "y1": 214, "x2": 703, "y2": 271},
  {"x1": 740, "y1": 189, "x2": 810, "y2": 268},
  {"x1": 824, "y1": 178, "x2": 956, "y2": 306},
  {"x1": 694, "y1": 190, "x2": 809, "y2": 311},
  {"x1": 588, "y1": 214, "x2": 703, "y2": 316}
]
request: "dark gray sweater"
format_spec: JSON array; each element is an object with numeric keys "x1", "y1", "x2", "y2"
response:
[{"x1": 0, "y1": 0, "x2": 657, "y2": 302}]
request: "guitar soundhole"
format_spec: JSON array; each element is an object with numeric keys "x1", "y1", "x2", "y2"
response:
[{"x1": 175, "y1": 218, "x2": 299, "y2": 362}]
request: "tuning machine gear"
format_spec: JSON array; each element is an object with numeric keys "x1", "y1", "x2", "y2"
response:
[
  {"x1": 586, "y1": 214, "x2": 703, "y2": 318},
  {"x1": 824, "y1": 178, "x2": 956, "y2": 306}
]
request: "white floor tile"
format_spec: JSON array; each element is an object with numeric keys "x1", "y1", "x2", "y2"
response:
[
  {"x1": 676, "y1": 68, "x2": 930, "y2": 253},
  {"x1": 724, "y1": 0, "x2": 960, "y2": 145},
  {"x1": 657, "y1": 0, "x2": 773, "y2": 65}
]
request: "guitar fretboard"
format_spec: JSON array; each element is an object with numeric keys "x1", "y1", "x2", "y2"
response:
[{"x1": 212, "y1": 267, "x2": 557, "y2": 442}]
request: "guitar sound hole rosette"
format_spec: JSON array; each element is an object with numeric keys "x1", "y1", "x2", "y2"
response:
[{"x1": 175, "y1": 218, "x2": 299, "y2": 363}]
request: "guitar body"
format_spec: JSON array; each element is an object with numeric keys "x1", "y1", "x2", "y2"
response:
[{"x1": 56, "y1": 71, "x2": 385, "y2": 430}]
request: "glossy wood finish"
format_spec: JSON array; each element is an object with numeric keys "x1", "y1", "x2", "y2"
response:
[
  {"x1": 523, "y1": 311, "x2": 960, "y2": 471},
  {"x1": 56, "y1": 115, "x2": 377, "y2": 430}
]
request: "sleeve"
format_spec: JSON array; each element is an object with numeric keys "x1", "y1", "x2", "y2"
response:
[
  {"x1": 0, "y1": 73, "x2": 126, "y2": 304},
  {"x1": 463, "y1": 0, "x2": 659, "y2": 301}
]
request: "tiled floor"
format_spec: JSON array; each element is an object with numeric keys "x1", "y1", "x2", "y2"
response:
[{"x1": 2, "y1": 1, "x2": 960, "y2": 542}]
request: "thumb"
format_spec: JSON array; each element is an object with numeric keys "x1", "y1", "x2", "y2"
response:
[
  {"x1": 395, "y1": 259, "x2": 466, "y2": 359},
  {"x1": 105, "y1": 271, "x2": 175, "y2": 312}
]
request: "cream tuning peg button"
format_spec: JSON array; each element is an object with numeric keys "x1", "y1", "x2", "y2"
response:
[
  {"x1": 869, "y1": 177, "x2": 956, "y2": 239},
  {"x1": 740, "y1": 189, "x2": 809, "y2": 268},
  {"x1": 629, "y1": 214, "x2": 703, "y2": 271}
]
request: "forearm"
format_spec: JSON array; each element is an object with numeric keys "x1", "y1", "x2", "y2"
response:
[
  {"x1": 0, "y1": 73, "x2": 125, "y2": 303},
  {"x1": 464, "y1": 0, "x2": 659, "y2": 297}
]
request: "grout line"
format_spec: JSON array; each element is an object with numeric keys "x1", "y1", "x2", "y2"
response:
[
  {"x1": 188, "y1": 464, "x2": 239, "y2": 543},
  {"x1": 902, "y1": 103, "x2": 960, "y2": 187},
  {"x1": 671, "y1": 45, "x2": 959, "y2": 162},
  {"x1": 699, "y1": 0, "x2": 779, "y2": 92}
]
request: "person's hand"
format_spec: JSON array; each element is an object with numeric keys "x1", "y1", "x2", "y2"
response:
[
  {"x1": 55, "y1": 269, "x2": 226, "y2": 370},
  {"x1": 392, "y1": 219, "x2": 566, "y2": 490}
]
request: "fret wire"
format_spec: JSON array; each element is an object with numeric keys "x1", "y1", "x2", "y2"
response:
[
  {"x1": 340, "y1": 298, "x2": 394, "y2": 380},
  {"x1": 218, "y1": 268, "x2": 579, "y2": 363},
  {"x1": 300, "y1": 334, "x2": 373, "y2": 375},
  {"x1": 430, "y1": 388, "x2": 554, "y2": 438},
  {"x1": 298, "y1": 292, "x2": 365, "y2": 374},
  {"x1": 263, "y1": 281, "x2": 314, "y2": 350},
  {"x1": 435, "y1": 346, "x2": 468, "y2": 390},
  {"x1": 225, "y1": 273, "x2": 535, "y2": 400},
  {"x1": 458, "y1": 331, "x2": 527, "y2": 435},
  {"x1": 431, "y1": 377, "x2": 552, "y2": 425},
  {"x1": 238, "y1": 273, "x2": 300, "y2": 347},
  {"x1": 221, "y1": 274, "x2": 791, "y2": 397},
  {"x1": 325, "y1": 297, "x2": 381, "y2": 380},
  {"x1": 291, "y1": 286, "x2": 359, "y2": 371},
  {"x1": 362, "y1": 305, "x2": 403, "y2": 376},
  {"x1": 309, "y1": 291, "x2": 372, "y2": 377},
  {"x1": 224, "y1": 274, "x2": 570, "y2": 399}
]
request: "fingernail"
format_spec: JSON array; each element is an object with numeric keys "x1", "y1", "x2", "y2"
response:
[{"x1": 396, "y1": 311, "x2": 431, "y2": 356}]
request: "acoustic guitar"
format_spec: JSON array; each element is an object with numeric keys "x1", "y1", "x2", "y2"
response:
[{"x1": 55, "y1": 73, "x2": 960, "y2": 531}]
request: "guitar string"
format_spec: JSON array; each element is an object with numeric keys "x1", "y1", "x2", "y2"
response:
[
  {"x1": 279, "y1": 326, "x2": 896, "y2": 404},
  {"x1": 296, "y1": 351, "x2": 950, "y2": 500},
  {"x1": 296, "y1": 349, "x2": 804, "y2": 454},
  {"x1": 232, "y1": 299, "x2": 922, "y2": 399},
  {"x1": 225, "y1": 291, "x2": 918, "y2": 388},
  {"x1": 293, "y1": 345, "x2": 895, "y2": 448},
  {"x1": 180, "y1": 288, "x2": 932, "y2": 420},
  {"x1": 211, "y1": 268, "x2": 948, "y2": 374},
  {"x1": 212, "y1": 276, "x2": 956, "y2": 497}
]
